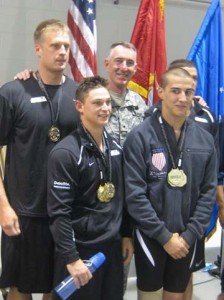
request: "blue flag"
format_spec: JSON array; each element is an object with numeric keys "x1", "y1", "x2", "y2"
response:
[{"x1": 187, "y1": 0, "x2": 224, "y2": 117}]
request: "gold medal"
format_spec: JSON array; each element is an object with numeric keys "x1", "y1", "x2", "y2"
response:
[
  {"x1": 167, "y1": 168, "x2": 187, "y2": 187},
  {"x1": 97, "y1": 182, "x2": 115, "y2": 203},
  {"x1": 48, "y1": 125, "x2": 60, "y2": 142}
]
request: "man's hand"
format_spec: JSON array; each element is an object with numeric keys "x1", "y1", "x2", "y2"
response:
[
  {"x1": 0, "y1": 176, "x2": 20, "y2": 236},
  {"x1": 122, "y1": 237, "x2": 134, "y2": 265},
  {"x1": 67, "y1": 259, "x2": 93, "y2": 289},
  {"x1": 14, "y1": 69, "x2": 33, "y2": 80},
  {"x1": 0, "y1": 204, "x2": 20, "y2": 236},
  {"x1": 163, "y1": 233, "x2": 189, "y2": 259}
]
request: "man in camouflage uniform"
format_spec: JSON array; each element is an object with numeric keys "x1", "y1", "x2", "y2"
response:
[{"x1": 105, "y1": 42, "x2": 147, "y2": 147}]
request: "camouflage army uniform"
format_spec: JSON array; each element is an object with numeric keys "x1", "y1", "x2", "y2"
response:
[{"x1": 106, "y1": 89, "x2": 147, "y2": 146}]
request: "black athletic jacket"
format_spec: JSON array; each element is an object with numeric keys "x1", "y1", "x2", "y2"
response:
[
  {"x1": 47, "y1": 125, "x2": 126, "y2": 263},
  {"x1": 124, "y1": 110, "x2": 217, "y2": 248}
]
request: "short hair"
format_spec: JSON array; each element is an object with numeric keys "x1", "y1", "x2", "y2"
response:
[
  {"x1": 107, "y1": 42, "x2": 137, "y2": 59},
  {"x1": 110, "y1": 42, "x2": 136, "y2": 52},
  {"x1": 168, "y1": 59, "x2": 196, "y2": 69},
  {"x1": 34, "y1": 19, "x2": 70, "y2": 42},
  {"x1": 160, "y1": 67, "x2": 193, "y2": 88},
  {"x1": 76, "y1": 76, "x2": 108, "y2": 102}
]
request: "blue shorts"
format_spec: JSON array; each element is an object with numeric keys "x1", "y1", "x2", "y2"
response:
[
  {"x1": 134, "y1": 229, "x2": 196, "y2": 293},
  {"x1": 0, "y1": 216, "x2": 54, "y2": 293}
]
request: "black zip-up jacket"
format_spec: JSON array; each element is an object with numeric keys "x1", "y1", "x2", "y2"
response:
[
  {"x1": 123, "y1": 111, "x2": 217, "y2": 247},
  {"x1": 47, "y1": 125, "x2": 126, "y2": 264},
  {"x1": 145, "y1": 100, "x2": 220, "y2": 184}
]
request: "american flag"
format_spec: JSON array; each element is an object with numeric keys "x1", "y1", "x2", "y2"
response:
[{"x1": 67, "y1": 0, "x2": 97, "y2": 82}]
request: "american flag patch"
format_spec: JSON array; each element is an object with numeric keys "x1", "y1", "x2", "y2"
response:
[{"x1": 152, "y1": 149, "x2": 166, "y2": 171}]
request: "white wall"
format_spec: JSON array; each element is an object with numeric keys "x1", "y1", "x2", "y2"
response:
[{"x1": 0, "y1": 0, "x2": 223, "y2": 84}]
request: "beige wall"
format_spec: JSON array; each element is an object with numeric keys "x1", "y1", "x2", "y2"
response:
[{"x1": 0, "y1": 0, "x2": 223, "y2": 83}]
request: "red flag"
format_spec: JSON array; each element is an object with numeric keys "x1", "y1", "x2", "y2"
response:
[
  {"x1": 67, "y1": 0, "x2": 97, "y2": 82},
  {"x1": 128, "y1": 0, "x2": 167, "y2": 105}
]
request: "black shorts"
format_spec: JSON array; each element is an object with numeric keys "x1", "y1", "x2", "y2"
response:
[
  {"x1": 192, "y1": 237, "x2": 205, "y2": 271},
  {"x1": 0, "y1": 216, "x2": 54, "y2": 293},
  {"x1": 134, "y1": 229, "x2": 196, "y2": 293},
  {"x1": 52, "y1": 240, "x2": 123, "y2": 300}
]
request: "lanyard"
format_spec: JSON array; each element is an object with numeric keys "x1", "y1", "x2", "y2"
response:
[
  {"x1": 81, "y1": 124, "x2": 112, "y2": 184},
  {"x1": 35, "y1": 71, "x2": 62, "y2": 126},
  {"x1": 158, "y1": 116, "x2": 187, "y2": 169}
]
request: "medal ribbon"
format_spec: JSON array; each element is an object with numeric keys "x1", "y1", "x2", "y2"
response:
[
  {"x1": 81, "y1": 124, "x2": 112, "y2": 184},
  {"x1": 35, "y1": 71, "x2": 62, "y2": 127},
  {"x1": 158, "y1": 116, "x2": 187, "y2": 169}
]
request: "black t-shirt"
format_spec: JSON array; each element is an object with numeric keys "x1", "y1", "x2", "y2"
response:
[{"x1": 0, "y1": 75, "x2": 79, "y2": 217}]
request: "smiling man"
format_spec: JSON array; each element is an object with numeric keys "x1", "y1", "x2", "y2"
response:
[
  {"x1": 47, "y1": 76, "x2": 132, "y2": 300},
  {"x1": 123, "y1": 67, "x2": 217, "y2": 300},
  {"x1": 104, "y1": 42, "x2": 147, "y2": 146}
]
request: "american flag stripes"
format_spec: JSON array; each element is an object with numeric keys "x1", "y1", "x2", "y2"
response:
[
  {"x1": 67, "y1": 0, "x2": 97, "y2": 82},
  {"x1": 152, "y1": 150, "x2": 166, "y2": 171}
]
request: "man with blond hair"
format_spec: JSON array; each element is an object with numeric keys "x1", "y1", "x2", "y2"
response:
[{"x1": 0, "y1": 19, "x2": 79, "y2": 300}]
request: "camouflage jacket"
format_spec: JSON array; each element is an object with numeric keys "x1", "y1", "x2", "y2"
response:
[{"x1": 106, "y1": 89, "x2": 147, "y2": 146}]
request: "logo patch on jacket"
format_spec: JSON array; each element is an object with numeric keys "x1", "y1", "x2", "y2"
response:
[
  {"x1": 53, "y1": 181, "x2": 71, "y2": 190},
  {"x1": 152, "y1": 148, "x2": 166, "y2": 171}
]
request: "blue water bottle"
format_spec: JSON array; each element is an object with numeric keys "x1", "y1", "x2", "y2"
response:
[{"x1": 54, "y1": 252, "x2": 106, "y2": 300}]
